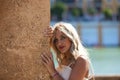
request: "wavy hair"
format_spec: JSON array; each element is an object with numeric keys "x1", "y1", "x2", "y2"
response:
[{"x1": 51, "y1": 22, "x2": 89, "y2": 61}]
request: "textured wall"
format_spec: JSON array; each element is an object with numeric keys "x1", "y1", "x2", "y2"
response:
[{"x1": 0, "y1": 0, "x2": 50, "y2": 80}]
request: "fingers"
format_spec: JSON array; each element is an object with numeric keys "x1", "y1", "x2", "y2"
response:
[
  {"x1": 41, "y1": 55, "x2": 47, "y2": 66},
  {"x1": 49, "y1": 52, "x2": 53, "y2": 60},
  {"x1": 43, "y1": 26, "x2": 53, "y2": 38},
  {"x1": 41, "y1": 53, "x2": 53, "y2": 65},
  {"x1": 41, "y1": 52, "x2": 56, "y2": 74},
  {"x1": 47, "y1": 26, "x2": 53, "y2": 32}
]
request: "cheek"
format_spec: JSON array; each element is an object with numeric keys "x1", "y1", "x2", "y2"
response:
[{"x1": 67, "y1": 41, "x2": 72, "y2": 49}]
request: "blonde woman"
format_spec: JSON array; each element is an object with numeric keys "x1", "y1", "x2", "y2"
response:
[{"x1": 41, "y1": 22, "x2": 92, "y2": 80}]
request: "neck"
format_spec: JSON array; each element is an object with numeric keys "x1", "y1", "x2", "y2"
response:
[
  {"x1": 63, "y1": 50, "x2": 71, "y2": 59},
  {"x1": 61, "y1": 52, "x2": 74, "y2": 65}
]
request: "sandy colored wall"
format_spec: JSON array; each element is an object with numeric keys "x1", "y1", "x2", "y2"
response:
[{"x1": 0, "y1": 0, "x2": 50, "y2": 80}]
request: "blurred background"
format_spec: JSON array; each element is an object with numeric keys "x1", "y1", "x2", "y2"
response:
[{"x1": 50, "y1": 0, "x2": 120, "y2": 76}]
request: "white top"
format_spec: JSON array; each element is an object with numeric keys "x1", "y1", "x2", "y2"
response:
[{"x1": 56, "y1": 65, "x2": 89, "y2": 80}]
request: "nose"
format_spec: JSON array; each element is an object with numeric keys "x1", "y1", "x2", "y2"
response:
[{"x1": 57, "y1": 39, "x2": 63, "y2": 46}]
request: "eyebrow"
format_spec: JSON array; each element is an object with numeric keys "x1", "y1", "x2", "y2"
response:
[
  {"x1": 60, "y1": 34, "x2": 66, "y2": 38},
  {"x1": 54, "y1": 33, "x2": 66, "y2": 40}
]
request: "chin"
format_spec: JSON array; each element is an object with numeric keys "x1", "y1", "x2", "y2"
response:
[
  {"x1": 60, "y1": 49, "x2": 70, "y2": 54},
  {"x1": 60, "y1": 51, "x2": 66, "y2": 54}
]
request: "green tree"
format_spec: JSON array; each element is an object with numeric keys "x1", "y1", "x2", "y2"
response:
[
  {"x1": 71, "y1": 8, "x2": 83, "y2": 17},
  {"x1": 51, "y1": 2, "x2": 67, "y2": 21},
  {"x1": 87, "y1": 8, "x2": 96, "y2": 16},
  {"x1": 103, "y1": 8, "x2": 112, "y2": 20}
]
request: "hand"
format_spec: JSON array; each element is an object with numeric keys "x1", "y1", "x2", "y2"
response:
[
  {"x1": 43, "y1": 26, "x2": 53, "y2": 39},
  {"x1": 41, "y1": 52, "x2": 56, "y2": 76}
]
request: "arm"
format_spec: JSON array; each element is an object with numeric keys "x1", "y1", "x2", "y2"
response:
[
  {"x1": 41, "y1": 52, "x2": 64, "y2": 80},
  {"x1": 69, "y1": 56, "x2": 89, "y2": 80}
]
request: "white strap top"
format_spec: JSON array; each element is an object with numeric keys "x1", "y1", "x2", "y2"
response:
[
  {"x1": 58, "y1": 65, "x2": 72, "y2": 80},
  {"x1": 56, "y1": 64, "x2": 88, "y2": 80}
]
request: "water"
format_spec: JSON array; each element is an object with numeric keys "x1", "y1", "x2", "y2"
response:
[{"x1": 88, "y1": 47, "x2": 120, "y2": 75}]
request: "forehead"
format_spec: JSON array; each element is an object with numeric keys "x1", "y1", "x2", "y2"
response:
[{"x1": 54, "y1": 29, "x2": 65, "y2": 37}]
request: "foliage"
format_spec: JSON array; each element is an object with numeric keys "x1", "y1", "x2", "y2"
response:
[
  {"x1": 71, "y1": 8, "x2": 83, "y2": 17},
  {"x1": 103, "y1": 8, "x2": 112, "y2": 19},
  {"x1": 87, "y1": 8, "x2": 96, "y2": 15},
  {"x1": 51, "y1": 2, "x2": 67, "y2": 21}
]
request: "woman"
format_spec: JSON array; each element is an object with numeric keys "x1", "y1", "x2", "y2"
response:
[{"x1": 41, "y1": 22, "x2": 92, "y2": 80}]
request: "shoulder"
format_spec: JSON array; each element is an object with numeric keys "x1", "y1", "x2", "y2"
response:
[
  {"x1": 74, "y1": 56, "x2": 89, "y2": 69},
  {"x1": 70, "y1": 56, "x2": 89, "y2": 79}
]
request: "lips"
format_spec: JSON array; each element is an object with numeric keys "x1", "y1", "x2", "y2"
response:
[{"x1": 58, "y1": 46, "x2": 65, "y2": 50}]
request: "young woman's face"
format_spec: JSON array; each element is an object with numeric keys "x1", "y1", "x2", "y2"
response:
[{"x1": 54, "y1": 30, "x2": 72, "y2": 54}]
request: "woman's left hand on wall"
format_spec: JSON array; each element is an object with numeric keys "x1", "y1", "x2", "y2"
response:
[{"x1": 41, "y1": 52, "x2": 57, "y2": 76}]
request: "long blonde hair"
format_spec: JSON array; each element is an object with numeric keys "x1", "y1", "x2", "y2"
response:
[{"x1": 51, "y1": 22, "x2": 89, "y2": 62}]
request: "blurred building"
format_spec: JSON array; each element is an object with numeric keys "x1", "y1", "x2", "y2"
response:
[
  {"x1": 51, "y1": 0, "x2": 120, "y2": 15},
  {"x1": 102, "y1": 0, "x2": 120, "y2": 14}
]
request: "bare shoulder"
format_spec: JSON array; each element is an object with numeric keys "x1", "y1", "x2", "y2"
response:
[
  {"x1": 70, "y1": 56, "x2": 89, "y2": 79},
  {"x1": 74, "y1": 56, "x2": 89, "y2": 68}
]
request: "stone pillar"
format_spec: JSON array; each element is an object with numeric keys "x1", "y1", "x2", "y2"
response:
[
  {"x1": 119, "y1": 23, "x2": 120, "y2": 46},
  {"x1": 0, "y1": 0, "x2": 50, "y2": 80},
  {"x1": 98, "y1": 22, "x2": 102, "y2": 47},
  {"x1": 77, "y1": 23, "x2": 81, "y2": 37}
]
